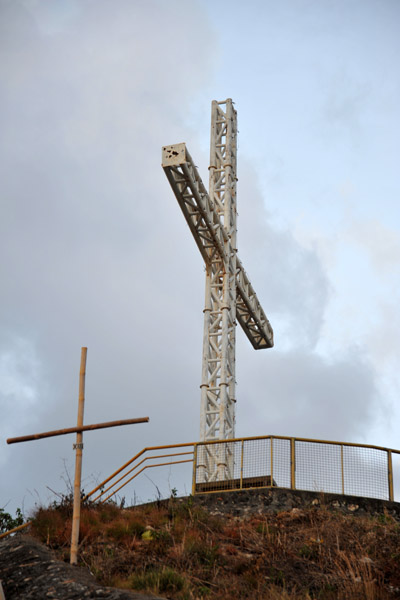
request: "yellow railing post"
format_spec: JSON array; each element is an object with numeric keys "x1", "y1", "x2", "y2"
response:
[
  {"x1": 192, "y1": 444, "x2": 198, "y2": 495},
  {"x1": 290, "y1": 438, "x2": 296, "y2": 489},
  {"x1": 388, "y1": 450, "x2": 394, "y2": 501},
  {"x1": 341, "y1": 444, "x2": 345, "y2": 495},
  {"x1": 270, "y1": 437, "x2": 273, "y2": 486},
  {"x1": 240, "y1": 439, "x2": 244, "y2": 489}
]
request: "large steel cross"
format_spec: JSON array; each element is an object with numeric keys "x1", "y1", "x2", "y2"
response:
[{"x1": 162, "y1": 99, "x2": 273, "y2": 482}]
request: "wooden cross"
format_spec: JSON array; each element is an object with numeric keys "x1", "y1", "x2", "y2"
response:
[{"x1": 6, "y1": 347, "x2": 149, "y2": 564}]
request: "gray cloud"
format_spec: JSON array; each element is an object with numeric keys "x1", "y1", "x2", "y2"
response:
[
  {"x1": 0, "y1": 0, "x2": 388, "y2": 514},
  {"x1": 322, "y1": 75, "x2": 372, "y2": 139},
  {"x1": 0, "y1": 0, "x2": 215, "y2": 512},
  {"x1": 233, "y1": 164, "x2": 381, "y2": 446},
  {"x1": 347, "y1": 219, "x2": 400, "y2": 275},
  {"x1": 236, "y1": 160, "x2": 331, "y2": 351},
  {"x1": 237, "y1": 348, "x2": 379, "y2": 442}
]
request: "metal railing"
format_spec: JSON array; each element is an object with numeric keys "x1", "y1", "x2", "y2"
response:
[
  {"x1": 2, "y1": 436, "x2": 395, "y2": 541},
  {"x1": 86, "y1": 436, "x2": 400, "y2": 504},
  {"x1": 84, "y1": 442, "x2": 195, "y2": 504},
  {"x1": 193, "y1": 436, "x2": 400, "y2": 501}
]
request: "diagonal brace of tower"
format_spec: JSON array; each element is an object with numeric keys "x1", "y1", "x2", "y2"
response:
[{"x1": 162, "y1": 99, "x2": 273, "y2": 482}]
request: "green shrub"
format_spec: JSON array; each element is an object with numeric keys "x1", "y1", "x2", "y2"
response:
[
  {"x1": 127, "y1": 519, "x2": 145, "y2": 537},
  {"x1": 130, "y1": 567, "x2": 186, "y2": 594},
  {"x1": 0, "y1": 507, "x2": 24, "y2": 533},
  {"x1": 185, "y1": 539, "x2": 220, "y2": 568}
]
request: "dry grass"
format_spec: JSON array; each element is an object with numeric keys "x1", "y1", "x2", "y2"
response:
[{"x1": 31, "y1": 497, "x2": 400, "y2": 599}]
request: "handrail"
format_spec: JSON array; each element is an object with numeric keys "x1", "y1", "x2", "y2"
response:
[
  {"x1": 91, "y1": 451, "x2": 194, "y2": 502},
  {"x1": 84, "y1": 435, "x2": 400, "y2": 506},
  {"x1": 196, "y1": 434, "x2": 400, "y2": 455},
  {"x1": 100, "y1": 459, "x2": 193, "y2": 503},
  {"x1": 84, "y1": 441, "x2": 195, "y2": 501}
]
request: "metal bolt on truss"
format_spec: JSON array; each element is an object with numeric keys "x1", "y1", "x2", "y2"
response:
[{"x1": 162, "y1": 99, "x2": 274, "y2": 482}]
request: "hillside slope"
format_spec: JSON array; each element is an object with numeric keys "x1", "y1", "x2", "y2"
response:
[{"x1": 1, "y1": 489, "x2": 400, "y2": 599}]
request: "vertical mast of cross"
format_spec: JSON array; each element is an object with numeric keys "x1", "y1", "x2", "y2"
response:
[{"x1": 199, "y1": 99, "x2": 238, "y2": 479}]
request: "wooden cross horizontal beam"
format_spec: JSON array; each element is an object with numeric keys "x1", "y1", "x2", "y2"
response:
[{"x1": 6, "y1": 417, "x2": 149, "y2": 444}]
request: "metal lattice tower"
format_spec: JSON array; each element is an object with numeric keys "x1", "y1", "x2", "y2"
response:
[{"x1": 162, "y1": 99, "x2": 273, "y2": 482}]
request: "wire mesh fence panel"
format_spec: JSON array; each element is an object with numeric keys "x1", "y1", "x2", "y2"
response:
[
  {"x1": 342, "y1": 446, "x2": 389, "y2": 500},
  {"x1": 229, "y1": 441, "x2": 243, "y2": 481},
  {"x1": 295, "y1": 441, "x2": 343, "y2": 494},
  {"x1": 193, "y1": 437, "x2": 398, "y2": 500},
  {"x1": 195, "y1": 441, "x2": 241, "y2": 492},
  {"x1": 241, "y1": 437, "x2": 274, "y2": 489},
  {"x1": 272, "y1": 437, "x2": 291, "y2": 489},
  {"x1": 392, "y1": 452, "x2": 400, "y2": 502}
]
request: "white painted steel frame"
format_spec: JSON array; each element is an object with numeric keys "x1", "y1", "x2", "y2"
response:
[
  {"x1": 162, "y1": 99, "x2": 273, "y2": 482},
  {"x1": 200, "y1": 100, "x2": 237, "y2": 480}
]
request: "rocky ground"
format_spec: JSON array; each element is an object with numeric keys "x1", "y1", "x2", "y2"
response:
[{"x1": 0, "y1": 534, "x2": 163, "y2": 600}]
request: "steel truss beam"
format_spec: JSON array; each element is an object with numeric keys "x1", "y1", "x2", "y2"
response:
[
  {"x1": 162, "y1": 147, "x2": 273, "y2": 350},
  {"x1": 162, "y1": 99, "x2": 273, "y2": 482}
]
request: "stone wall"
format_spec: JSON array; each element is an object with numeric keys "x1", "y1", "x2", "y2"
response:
[{"x1": 190, "y1": 487, "x2": 400, "y2": 520}]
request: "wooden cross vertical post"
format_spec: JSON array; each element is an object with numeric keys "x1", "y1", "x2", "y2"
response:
[{"x1": 71, "y1": 346, "x2": 87, "y2": 565}]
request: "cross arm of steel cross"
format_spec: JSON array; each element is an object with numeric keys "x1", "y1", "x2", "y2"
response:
[
  {"x1": 162, "y1": 143, "x2": 227, "y2": 265},
  {"x1": 162, "y1": 143, "x2": 273, "y2": 349},
  {"x1": 236, "y1": 256, "x2": 273, "y2": 348}
]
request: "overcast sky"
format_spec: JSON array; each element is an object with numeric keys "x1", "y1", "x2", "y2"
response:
[{"x1": 1, "y1": 0, "x2": 399, "y2": 515}]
